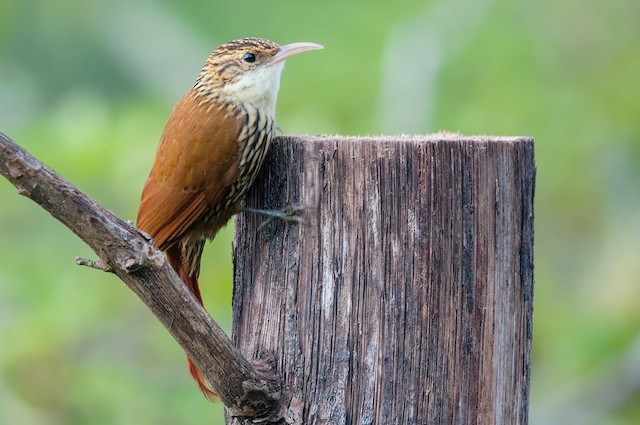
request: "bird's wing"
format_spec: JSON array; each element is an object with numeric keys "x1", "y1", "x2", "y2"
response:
[{"x1": 136, "y1": 91, "x2": 241, "y2": 250}]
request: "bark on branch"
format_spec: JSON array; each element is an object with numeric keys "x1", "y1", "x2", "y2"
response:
[{"x1": 0, "y1": 132, "x2": 283, "y2": 422}]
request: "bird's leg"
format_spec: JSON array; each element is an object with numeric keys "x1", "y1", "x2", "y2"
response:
[{"x1": 241, "y1": 205, "x2": 304, "y2": 231}]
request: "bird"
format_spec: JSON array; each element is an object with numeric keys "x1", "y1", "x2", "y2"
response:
[{"x1": 136, "y1": 37, "x2": 322, "y2": 400}]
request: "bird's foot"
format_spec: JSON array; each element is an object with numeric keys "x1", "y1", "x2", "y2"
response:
[{"x1": 241, "y1": 205, "x2": 304, "y2": 231}]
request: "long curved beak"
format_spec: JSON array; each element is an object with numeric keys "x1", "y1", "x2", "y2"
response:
[{"x1": 269, "y1": 42, "x2": 324, "y2": 65}]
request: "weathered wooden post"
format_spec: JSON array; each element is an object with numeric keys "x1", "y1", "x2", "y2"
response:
[{"x1": 233, "y1": 134, "x2": 535, "y2": 424}]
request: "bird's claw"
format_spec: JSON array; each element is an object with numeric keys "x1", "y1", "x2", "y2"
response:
[{"x1": 241, "y1": 205, "x2": 305, "y2": 231}]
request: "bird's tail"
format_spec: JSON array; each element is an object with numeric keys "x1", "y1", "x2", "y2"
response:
[{"x1": 166, "y1": 245, "x2": 218, "y2": 401}]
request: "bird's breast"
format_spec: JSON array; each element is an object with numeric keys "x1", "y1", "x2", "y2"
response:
[{"x1": 214, "y1": 104, "x2": 275, "y2": 214}]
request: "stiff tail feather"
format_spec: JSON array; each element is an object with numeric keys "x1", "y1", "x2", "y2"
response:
[{"x1": 166, "y1": 246, "x2": 218, "y2": 401}]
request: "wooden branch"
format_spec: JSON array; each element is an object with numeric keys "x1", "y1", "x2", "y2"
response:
[
  {"x1": 75, "y1": 256, "x2": 113, "y2": 272},
  {"x1": 233, "y1": 135, "x2": 535, "y2": 424},
  {"x1": 0, "y1": 132, "x2": 283, "y2": 422}
]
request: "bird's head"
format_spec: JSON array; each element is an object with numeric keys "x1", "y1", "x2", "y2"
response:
[{"x1": 197, "y1": 38, "x2": 323, "y2": 113}]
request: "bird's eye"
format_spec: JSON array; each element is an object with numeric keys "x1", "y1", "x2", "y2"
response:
[{"x1": 242, "y1": 52, "x2": 256, "y2": 63}]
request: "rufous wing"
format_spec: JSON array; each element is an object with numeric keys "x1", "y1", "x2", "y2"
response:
[{"x1": 136, "y1": 89, "x2": 241, "y2": 251}]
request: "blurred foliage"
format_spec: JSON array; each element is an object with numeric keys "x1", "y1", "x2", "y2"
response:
[{"x1": 0, "y1": 0, "x2": 639, "y2": 424}]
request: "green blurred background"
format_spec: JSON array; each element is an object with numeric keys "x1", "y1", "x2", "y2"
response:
[{"x1": 1, "y1": 0, "x2": 639, "y2": 424}]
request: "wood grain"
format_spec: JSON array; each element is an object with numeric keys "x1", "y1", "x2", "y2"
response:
[{"x1": 233, "y1": 134, "x2": 535, "y2": 424}]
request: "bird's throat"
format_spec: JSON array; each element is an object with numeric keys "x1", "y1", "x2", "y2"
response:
[{"x1": 218, "y1": 62, "x2": 285, "y2": 117}]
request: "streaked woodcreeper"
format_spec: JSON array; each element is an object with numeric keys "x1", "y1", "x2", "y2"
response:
[{"x1": 136, "y1": 38, "x2": 322, "y2": 399}]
